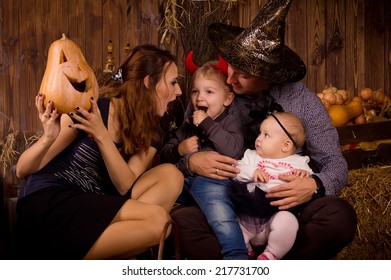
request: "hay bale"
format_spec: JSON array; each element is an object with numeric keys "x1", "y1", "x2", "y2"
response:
[
  {"x1": 337, "y1": 165, "x2": 391, "y2": 259},
  {"x1": 0, "y1": 131, "x2": 41, "y2": 198},
  {"x1": 1, "y1": 130, "x2": 41, "y2": 171}
]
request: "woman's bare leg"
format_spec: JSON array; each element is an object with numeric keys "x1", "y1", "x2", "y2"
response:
[
  {"x1": 131, "y1": 163, "x2": 183, "y2": 212},
  {"x1": 84, "y1": 164, "x2": 183, "y2": 259},
  {"x1": 84, "y1": 199, "x2": 169, "y2": 259}
]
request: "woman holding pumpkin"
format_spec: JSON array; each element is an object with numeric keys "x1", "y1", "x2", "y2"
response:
[{"x1": 14, "y1": 44, "x2": 183, "y2": 259}]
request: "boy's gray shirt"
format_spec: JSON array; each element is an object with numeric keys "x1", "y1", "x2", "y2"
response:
[{"x1": 160, "y1": 109, "x2": 245, "y2": 166}]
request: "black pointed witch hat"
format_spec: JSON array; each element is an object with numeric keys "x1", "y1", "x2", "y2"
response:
[{"x1": 208, "y1": 0, "x2": 306, "y2": 83}]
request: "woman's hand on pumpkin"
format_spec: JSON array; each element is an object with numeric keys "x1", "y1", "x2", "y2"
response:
[
  {"x1": 68, "y1": 98, "x2": 108, "y2": 141},
  {"x1": 265, "y1": 174, "x2": 316, "y2": 210},
  {"x1": 36, "y1": 93, "x2": 61, "y2": 142}
]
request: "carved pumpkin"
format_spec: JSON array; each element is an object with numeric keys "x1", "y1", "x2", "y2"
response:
[{"x1": 39, "y1": 33, "x2": 98, "y2": 114}]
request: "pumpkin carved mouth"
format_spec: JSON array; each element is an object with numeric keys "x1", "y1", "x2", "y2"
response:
[
  {"x1": 60, "y1": 50, "x2": 88, "y2": 93},
  {"x1": 70, "y1": 80, "x2": 87, "y2": 93}
]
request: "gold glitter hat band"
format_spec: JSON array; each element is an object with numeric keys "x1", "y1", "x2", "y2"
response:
[{"x1": 208, "y1": 0, "x2": 306, "y2": 83}]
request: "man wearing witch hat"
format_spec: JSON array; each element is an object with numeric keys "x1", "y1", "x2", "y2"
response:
[{"x1": 170, "y1": 0, "x2": 357, "y2": 259}]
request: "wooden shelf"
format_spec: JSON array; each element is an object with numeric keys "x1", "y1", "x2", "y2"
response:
[
  {"x1": 337, "y1": 121, "x2": 391, "y2": 145},
  {"x1": 337, "y1": 121, "x2": 391, "y2": 169}
]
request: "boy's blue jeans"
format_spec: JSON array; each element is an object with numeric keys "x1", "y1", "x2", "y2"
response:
[{"x1": 177, "y1": 175, "x2": 248, "y2": 260}]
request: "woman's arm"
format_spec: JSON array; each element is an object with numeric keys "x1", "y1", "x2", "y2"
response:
[
  {"x1": 99, "y1": 140, "x2": 156, "y2": 195},
  {"x1": 126, "y1": 147, "x2": 157, "y2": 179},
  {"x1": 16, "y1": 95, "x2": 78, "y2": 178}
]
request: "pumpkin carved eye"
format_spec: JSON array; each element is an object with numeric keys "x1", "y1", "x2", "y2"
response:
[
  {"x1": 60, "y1": 50, "x2": 87, "y2": 92},
  {"x1": 60, "y1": 50, "x2": 68, "y2": 64}
]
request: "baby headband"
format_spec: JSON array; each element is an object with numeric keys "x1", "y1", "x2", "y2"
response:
[
  {"x1": 268, "y1": 112, "x2": 297, "y2": 148},
  {"x1": 185, "y1": 51, "x2": 228, "y2": 76},
  {"x1": 112, "y1": 68, "x2": 123, "y2": 84}
]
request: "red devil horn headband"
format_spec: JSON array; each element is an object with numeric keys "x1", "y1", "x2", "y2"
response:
[
  {"x1": 185, "y1": 51, "x2": 199, "y2": 75},
  {"x1": 185, "y1": 51, "x2": 228, "y2": 77}
]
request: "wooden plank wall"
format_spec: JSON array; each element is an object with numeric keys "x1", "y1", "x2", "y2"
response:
[{"x1": 0, "y1": 0, "x2": 390, "y2": 139}]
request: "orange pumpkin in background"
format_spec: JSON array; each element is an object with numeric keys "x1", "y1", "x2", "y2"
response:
[{"x1": 39, "y1": 33, "x2": 98, "y2": 114}]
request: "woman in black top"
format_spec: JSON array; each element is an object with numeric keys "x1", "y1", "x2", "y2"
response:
[{"x1": 15, "y1": 45, "x2": 183, "y2": 259}]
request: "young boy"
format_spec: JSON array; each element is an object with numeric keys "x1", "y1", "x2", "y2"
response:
[{"x1": 160, "y1": 53, "x2": 248, "y2": 259}]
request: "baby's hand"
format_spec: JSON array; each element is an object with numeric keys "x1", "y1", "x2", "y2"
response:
[
  {"x1": 253, "y1": 168, "x2": 269, "y2": 183},
  {"x1": 178, "y1": 135, "x2": 199, "y2": 156},
  {"x1": 292, "y1": 169, "x2": 311, "y2": 178}
]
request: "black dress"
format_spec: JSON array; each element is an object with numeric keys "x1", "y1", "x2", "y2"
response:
[{"x1": 14, "y1": 98, "x2": 129, "y2": 259}]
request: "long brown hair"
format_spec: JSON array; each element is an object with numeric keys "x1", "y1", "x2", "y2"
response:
[{"x1": 100, "y1": 44, "x2": 177, "y2": 155}]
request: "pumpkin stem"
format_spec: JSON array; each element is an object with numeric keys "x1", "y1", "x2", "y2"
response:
[{"x1": 61, "y1": 33, "x2": 67, "y2": 40}]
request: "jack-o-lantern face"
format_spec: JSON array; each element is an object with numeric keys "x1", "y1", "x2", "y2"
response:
[{"x1": 39, "y1": 33, "x2": 98, "y2": 114}]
